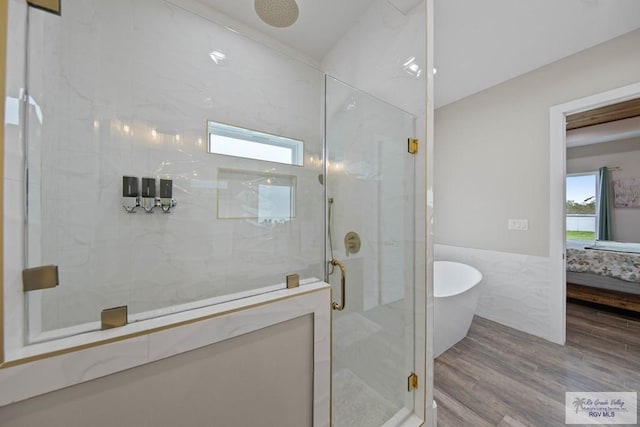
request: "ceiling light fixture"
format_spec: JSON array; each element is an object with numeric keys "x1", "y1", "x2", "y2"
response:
[{"x1": 255, "y1": 0, "x2": 299, "y2": 28}]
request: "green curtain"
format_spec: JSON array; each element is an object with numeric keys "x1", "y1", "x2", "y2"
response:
[{"x1": 597, "y1": 167, "x2": 612, "y2": 241}]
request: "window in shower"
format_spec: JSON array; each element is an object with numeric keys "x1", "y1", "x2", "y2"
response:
[{"x1": 207, "y1": 120, "x2": 304, "y2": 166}]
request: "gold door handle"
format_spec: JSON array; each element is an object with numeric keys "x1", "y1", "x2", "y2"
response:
[{"x1": 330, "y1": 258, "x2": 346, "y2": 311}]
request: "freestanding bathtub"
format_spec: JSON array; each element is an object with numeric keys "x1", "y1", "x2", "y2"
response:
[{"x1": 434, "y1": 261, "x2": 483, "y2": 358}]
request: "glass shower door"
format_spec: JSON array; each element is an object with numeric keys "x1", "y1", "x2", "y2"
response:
[{"x1": 325, "y1": 76, "x2": 417, "y2": 426}]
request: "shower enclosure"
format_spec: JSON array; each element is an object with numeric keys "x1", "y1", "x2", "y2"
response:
[{"x1": 18, "y1": 0, "x2": 426, "y2": 424}]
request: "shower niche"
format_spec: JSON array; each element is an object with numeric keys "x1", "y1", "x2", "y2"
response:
[{"x1": 217, "y1": 168, "x2": 296, "y2": 224}]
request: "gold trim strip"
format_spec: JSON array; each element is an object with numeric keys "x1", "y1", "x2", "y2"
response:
[
  {"x1": 0, "y1": 286, "x2": 328, "y2": 369},
  {"x1": 27, "y1": 0, "x2": 61, "y2": 15},
  {"x1": 0, "y1": 0, "x2": 7, "y2": 366}
]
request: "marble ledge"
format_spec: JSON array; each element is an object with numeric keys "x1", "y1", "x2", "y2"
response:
[
  {"x1": 147, "y1": 282, "x2": 330, "y2": 361},
  {"x1": 0, "y1": 281, "x2": 331, "y2": 408},
  {"x1": 7, "y1": 280, "x2": 329, "y2": 361}
]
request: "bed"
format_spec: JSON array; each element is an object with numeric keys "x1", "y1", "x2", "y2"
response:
[{"x1": 566, "y1": 241, "x2": 640, "y2": 311}]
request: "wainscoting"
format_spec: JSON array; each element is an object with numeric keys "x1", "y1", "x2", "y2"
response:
[
  {"x1": 434, "y1": 302, "x2": 640, "y2": 426},
  {"x1": 434, "y1": 244, "x2": 553, "y2": 342}
]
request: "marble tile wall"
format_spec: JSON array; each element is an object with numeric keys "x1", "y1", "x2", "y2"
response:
[
  {"x1": 322, "y1": 0, "x2": 426, "y2": 312},
  {"x1": 434, "y1": 244, "x2": 553, "y2": 341},
  {"x1": 22, "y1": 0, "x2": 325, "y2": 333},
  {"x1": 322, "y1": 0, "x2": 427, "y2": 118},
  {"x1": 325, "y1": 76, "x2": 415, "y2": 312}
]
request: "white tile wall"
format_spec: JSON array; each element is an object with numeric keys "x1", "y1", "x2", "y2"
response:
[
  {"x1": 322, "y1": 0, "x2": 427, "y2": 118},
  {"x1": 17, "y1": 0, "x2": 325, "y2": 333},
  {"x1": 435, "y1": 244, "x2": 553, "y2": 341},
  {"x1": 325, "y1": 76, "x2": 416, "y2": 312}
]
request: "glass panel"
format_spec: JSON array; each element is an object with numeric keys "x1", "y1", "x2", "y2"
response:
[
  {"x1": 326, "y1": 76, "x2": 416, "y2": 426},
  {"x1": 24, "y1": 0, "x2": 324, "y2": 340},
  {"x1": 207, "y1": 120, "x2": 304, "y2": 166}
]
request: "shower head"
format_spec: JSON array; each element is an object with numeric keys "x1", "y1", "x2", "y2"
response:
[{"x1": 254, "y1": 0, "x2": 299, "y2": 28}]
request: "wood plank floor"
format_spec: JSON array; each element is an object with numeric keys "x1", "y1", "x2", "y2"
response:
[{"x1": 434, "y1": 301, "x2": 640, "y2": 427}]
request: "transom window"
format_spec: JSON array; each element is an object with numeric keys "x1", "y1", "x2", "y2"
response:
[{"x1": 207, "y1": 120, "x2": 303, "y2": 166}]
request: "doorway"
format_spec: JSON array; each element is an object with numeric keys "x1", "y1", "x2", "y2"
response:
[{"x1": 549, "y1": 81, "x2": 640, "y2": 344}]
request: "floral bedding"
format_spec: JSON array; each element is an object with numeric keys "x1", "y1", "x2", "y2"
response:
[{"x1": 566, "y1": 248, "x2": 640, "y2": 283}]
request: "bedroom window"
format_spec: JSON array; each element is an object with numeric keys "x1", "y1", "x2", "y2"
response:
[{"x1": 566, "y1": 173, "x2": 597, "y2": 242}]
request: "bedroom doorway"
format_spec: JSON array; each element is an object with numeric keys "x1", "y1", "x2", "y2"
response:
[{"x1": 550, "y1": 81, "x2": 640, "y2": 345}]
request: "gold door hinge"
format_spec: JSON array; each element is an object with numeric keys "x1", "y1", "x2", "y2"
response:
[
  {"x1": 408, "y1": 138, "x2": 418, "y2": 154},
  {"x1": 407, "y1": 372, "x2": 418, "y2": 391}
]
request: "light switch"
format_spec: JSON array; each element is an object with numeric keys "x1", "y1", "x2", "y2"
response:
[{"x1": 508, "y1": 219, "x2": 528, "y2": 231}]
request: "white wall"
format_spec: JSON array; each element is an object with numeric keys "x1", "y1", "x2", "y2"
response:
[
  {"x1": 435, "y1": 28, "x2": 640, "y2": 257},
  {"x1": 435, "y1": 28, "x2": 640, "y2": 341},
  {"x1": 567, "y1": 137, "x2": 640, "y2": 242}
]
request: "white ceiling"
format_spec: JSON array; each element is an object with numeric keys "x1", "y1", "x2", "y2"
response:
[
  {"x1": 197, "y1": 0, "x2": 640, "y2": 108},
  {"x1": 434, "y1": 0, "x2": 640, "y2": 108}
]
